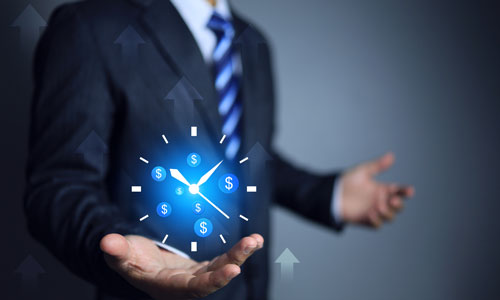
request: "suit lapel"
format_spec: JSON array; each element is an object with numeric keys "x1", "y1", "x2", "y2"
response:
[
  {"x1": 133, "y1": 0, "x2": 264, "y2": 152},
  {"x1": 232, "y1": 14, "x2": 260, "y2": 155},
  {"x1": 137, "y1": 0, "x2": 223, "y2": 135}
]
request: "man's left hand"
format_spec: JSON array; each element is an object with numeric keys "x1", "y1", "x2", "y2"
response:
[{"x1": 340, "y1": 152, "x2": 415, "y2": 228}]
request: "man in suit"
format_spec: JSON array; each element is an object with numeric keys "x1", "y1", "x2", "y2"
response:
[{"x1": 24, "y1": 0, "x2": 414, "y2": 299}]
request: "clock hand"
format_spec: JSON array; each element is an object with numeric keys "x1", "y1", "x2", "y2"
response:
[
  {"x1": 171, "y1": 164, "x2": 229, "y2": 219},
  {"x1": 197, "y1": 191, "x2": 230, "y2": 219},
  {"x1": 196, "y1": 160, "x2": 223, "y2": 187},
  {"x1": 169, "y1": 169, "x2": 191, "y2": 187}
]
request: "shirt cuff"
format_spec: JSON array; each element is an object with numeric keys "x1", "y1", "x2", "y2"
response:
[
  {"x1": 154, "y1": 241, "x2": 190, "y2": 259},
  {"x1": 331, "y1": 176, "x2": 344, "y2": 224}
]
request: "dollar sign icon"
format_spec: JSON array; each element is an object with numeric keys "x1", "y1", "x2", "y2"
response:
[
  {"x1": 156, "y1": 202, "x2": 171, "y2": 217},
  {"x1": 175, "y1": 187, "x2": 184, "y2": 195},
  {"x1": 194, "y1": 218, "x2": 212, "y2": 237},
  {"x1": 219, "y1": 173, "x2": 239, "y2": 193},
  {"x1": 225, "y1": 176, "x2": 233, "y2": 190},
  {"x1": 151, "y1": 166, "x2": 166, "y2": 182},
  {"x1": 199, "y1": 221, "x2": 207, "y2": 235},
  {"x1": 187, "y1": 152, "x2": 201, "y2": 167},
  {"x1": 192, "y1": 201, "x2": 203, "y2": 215}
]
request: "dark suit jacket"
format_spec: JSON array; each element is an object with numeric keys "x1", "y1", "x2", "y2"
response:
[{"x1": 24, "y1": 0, "x2": 342, "y2": 299}]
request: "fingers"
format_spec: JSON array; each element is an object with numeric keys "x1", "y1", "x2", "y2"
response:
[
  {"x1": 370, "y1": 184, "x2": 410, "y2": 227},
  {"x1": 389, "y1": 196, "x2": 404, "y2": 212},
  {"x1": 250, "y1": 233, "x2": 264, "y2": 248},
  {"x1": 206, "y1": 234, "x2": 264, "y2": 272},
  {"x1": 189, "y1": 261, "x2": 210, "y2": 275},
  {"x1": 376, "y1": 197, "x2": 394, "y2": 221},
  {"x1": 100, "y1": 233, "x2": 130, "y2": 269},
  {"x1": 396, "y1": 185, "x2": 415, "y2": 197},
  {"x1": 367, "y1": 210, "x2": 382, "y2": 228},
  {"x1": 156, "y1": 264, "x2": 240, "y2": 299},
  {"x1": 187, "y1": 264, "x2": 241, "y2": 298},
  {"x1": 364, "y1": 152, "x2": 395, "y2": 175},
  {"x1": 171, "y1": 234, "x2": 263, "y2": 298}
]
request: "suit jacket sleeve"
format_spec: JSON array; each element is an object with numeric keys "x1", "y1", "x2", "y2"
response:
[
  {"x1": 271, "y1": 153, "x2": 344, "y2": 231},
  {"x1": 252, "y1": 25, "x2": 344, "y2": 231},
  {"x1": 24, "y1": 5, "x2": 149, "y2": 298}
]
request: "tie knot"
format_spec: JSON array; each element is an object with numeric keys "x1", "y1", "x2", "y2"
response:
[{"x1": 207, "y1": 12, "x2": 234, "y2": 40}]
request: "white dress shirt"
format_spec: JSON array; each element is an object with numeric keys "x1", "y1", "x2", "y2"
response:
[
  {"x1": 171, "y1": 0, "x2": 232, "y2": 63},
  {"x1": 156, "y1": 1, "x2": 343, "y2": 255}
]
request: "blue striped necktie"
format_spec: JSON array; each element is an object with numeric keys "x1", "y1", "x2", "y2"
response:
[{"x1": 207, "y1": 12, "x2": 241, "y2": 160}]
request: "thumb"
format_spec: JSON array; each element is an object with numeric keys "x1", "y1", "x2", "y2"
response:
[
  {"x1": 100, "y1": 233, "x2": 131, "y2": 270},
  {"x1": 364, "y1": 152, "x2": 395, "y2": 175}
]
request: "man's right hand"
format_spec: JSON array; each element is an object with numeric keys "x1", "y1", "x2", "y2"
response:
[{"x1": 100, "y1": 233, "x2": 264, "y2": 300}]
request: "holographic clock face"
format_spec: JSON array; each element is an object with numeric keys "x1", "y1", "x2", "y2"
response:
[{"x1": 133, "y1": 126, "x2": 254, "y2": 253}]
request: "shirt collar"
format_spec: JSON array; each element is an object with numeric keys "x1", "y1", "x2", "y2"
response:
[{"x1": 170, "y1": 0, "x2": 231, "y2": 31}]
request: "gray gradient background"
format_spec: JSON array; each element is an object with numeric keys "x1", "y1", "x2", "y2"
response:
[{"x1": 1, "y1": 0, "x2": 499, "y2": 299}]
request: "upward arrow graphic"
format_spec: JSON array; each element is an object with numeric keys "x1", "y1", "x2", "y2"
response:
[
  {"x1": 165, "y1": 76, "x2": 203, "y2": 129},
  {"x1": 234, "y1": 25, "x2": 267, "y2": 61},
  {"x1": 275, "y1": 248, "x2": 299, "y2": 281},
  {"x1": 245, "y1": 142, "x2": 273, "y2": 181},
  {"x1": 15, "y1": 255, "x2": 45, "y2": 287},
  {"x1": 114, "y1": 25, "x2": 145, "y2": 59},
  {"x1": 75, "y1": 130, "x2": 108, "y2": 168},
  {"x1": 10, "y1": 4, "x2": 46, "y2": 52}
]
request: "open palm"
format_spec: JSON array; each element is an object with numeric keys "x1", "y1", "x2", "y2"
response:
[
  {"x1": 100, "y1": 233, "x2": 263, "y2": 300},
  {"x1": 341, "y1": 152, "x2": 415, "y2": 227}
]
